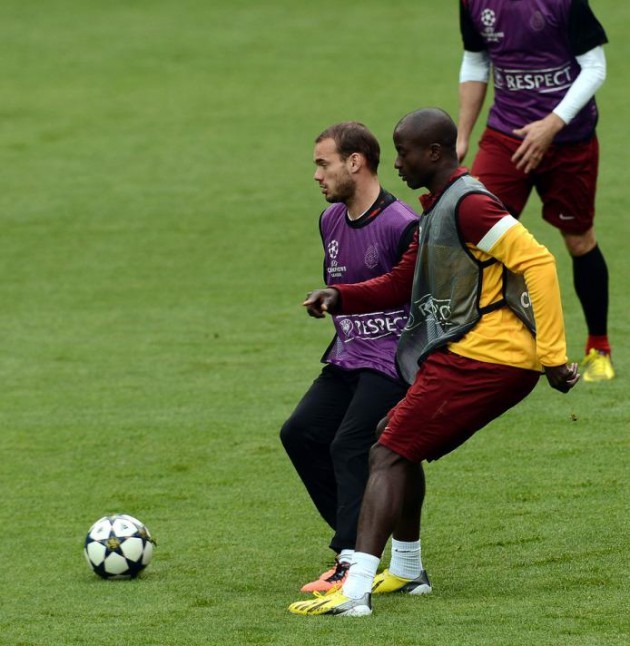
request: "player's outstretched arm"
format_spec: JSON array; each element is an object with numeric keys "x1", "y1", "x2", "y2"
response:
[
  {"x1": 544, "y1": 363, "x2": 580, "y2": 393},
  {"x1": 303, "y1": 288, "x2": 340, "y2": 319}
]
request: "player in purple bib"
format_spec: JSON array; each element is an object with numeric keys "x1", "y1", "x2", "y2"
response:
[
  {"x1": 457, "y1": 0, "x2": 614, "y2": 382},
  {"x1": 321, "y1": 199, "x2": 413, "y2": 381},
  {"x1": 280, "y1": 122, "x2": 419, "y2": 594}
]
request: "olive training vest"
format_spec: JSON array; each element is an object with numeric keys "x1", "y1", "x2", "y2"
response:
[{"x1": 395, "y1": 174, "x2": 536, "y2": 385}]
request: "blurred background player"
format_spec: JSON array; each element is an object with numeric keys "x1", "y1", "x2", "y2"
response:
[
  {"x1": 289, "y1": 108, "x2": 579, "y2": 617},
  {"x1": 456, "y1": 0, "x2": 613, "y2": 382},
  {"x1": 280, "y1": 122, "x2": 420, "y2": 593}
]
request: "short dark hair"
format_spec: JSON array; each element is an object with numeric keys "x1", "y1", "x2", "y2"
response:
[{"x1": 315, "y1": 121, "x2": 380, "y2": 173}]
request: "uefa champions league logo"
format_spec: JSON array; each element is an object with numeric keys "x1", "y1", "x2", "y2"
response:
[
  {"x1": 481, "y1": 8, "x2": 495, "y2": 27},
  {"x1": 480, "y1": 7, "x2": 503, "y2": 43},
  {"x1": 326, "y1": 239, "x2": 347, "y2": 278}
]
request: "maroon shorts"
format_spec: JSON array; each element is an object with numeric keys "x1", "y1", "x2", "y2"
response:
[
  {"x1": 472, "y1": 128, "x2": 599, "y2": 235},
  {"x1": 378, "y1": 350, "x2": 540, "y2": 463}
]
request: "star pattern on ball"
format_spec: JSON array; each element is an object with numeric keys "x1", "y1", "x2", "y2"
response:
[{"x1": 84, "y1": 514, "x2": 155, "y2": 579}]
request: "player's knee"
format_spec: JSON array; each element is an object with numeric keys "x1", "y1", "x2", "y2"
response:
[
  {"x1": 279, "y1": 416, "x2": 304, "y2": 452},
  {"x1": 563, "y1": 228, "x2": 596, "y2": 256},
  {"x1": 368, "y1": 442, "x2": 399, "y2": 472}
]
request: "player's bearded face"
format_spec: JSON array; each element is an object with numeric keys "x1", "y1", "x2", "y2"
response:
[
  {"x1": 322, "y1": 165, "x2": 355, "y2": 204},
  {"x1": 314, "y1": 139, "x2": 357, "y2": 204}
]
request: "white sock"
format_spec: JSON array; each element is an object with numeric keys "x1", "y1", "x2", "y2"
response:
[
  {"x1": 389, "y1": 539, "x2": 423, "y2": 579},
  {"x1": 342, "y1": 552, "x2": 380, "y2": 599},
  {"x1": 338, "y1": 549, "x2": 354, "y2": 564}
]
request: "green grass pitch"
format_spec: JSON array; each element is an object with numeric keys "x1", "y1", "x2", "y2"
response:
[{"x1": 0, "y1": 1, "x2": 627, "y2": 644}]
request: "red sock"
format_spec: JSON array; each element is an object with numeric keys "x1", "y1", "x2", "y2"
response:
[{"x1": 586, "y1": 335, "x2": 611, "y2": 355}]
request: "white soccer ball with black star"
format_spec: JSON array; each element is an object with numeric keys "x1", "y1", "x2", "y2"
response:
[{"x1": 84, "y1": 514, "x2": 155, "y2": 579}]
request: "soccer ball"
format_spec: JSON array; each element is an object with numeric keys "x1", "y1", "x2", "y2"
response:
[{"x1": 84, "y1": 514, "x2": 155, "y2": 579}]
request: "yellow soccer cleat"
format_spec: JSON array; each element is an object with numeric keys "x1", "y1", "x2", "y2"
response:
[
  {"x1": 288, "y1": 590, "x2": 372, "y2": 617},
  {"x1": 372, "y1": 569, "x2": 432, "y2": 595},
  {"x1": 582, "y1": 349, "x2": 615, "y2": 382}
]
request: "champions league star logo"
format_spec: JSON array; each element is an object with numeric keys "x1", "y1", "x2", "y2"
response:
[
  {"x1": 481, "y1": 8, "x2": 496, "y2": 27},
  {"x1": 326, "y1": 239, "x2": 347, "y2": 278},
  {"x1": 328, "y1": 239, "x2": 339, "y2": 260},
  {"x1": 480, "y1": 7, "x2": 503, "y2": 43}
]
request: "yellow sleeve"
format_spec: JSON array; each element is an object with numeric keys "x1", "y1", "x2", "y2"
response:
[{"x1": 486, "y1": 222, "x2": 568, "y2": 367}]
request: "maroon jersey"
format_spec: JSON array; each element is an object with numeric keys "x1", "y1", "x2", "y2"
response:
[{"x1": 460, "y1": 0, "x2": 608, "y2": 143}]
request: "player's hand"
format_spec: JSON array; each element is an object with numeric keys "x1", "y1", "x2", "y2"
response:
[
  {"x1": 512, "y1": 113, "x2": 565, "y2": 173},
  {"x1": 303, "y1": 288, "x2": 340, "y2": 318},
  {"x1": 544, "y1": 362, "x2": 580, "y2": 393},
  {"x1": 456, "y1": 135, "x2": 469, "y2": 163}
]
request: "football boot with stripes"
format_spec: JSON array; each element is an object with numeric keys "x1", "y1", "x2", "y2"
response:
[
  {"x1": 289, "y1": 590, "x2": 372, "y2": 617},
  {"x1": 371, "y1": 568, "x2": 432, "y2": 595}
]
